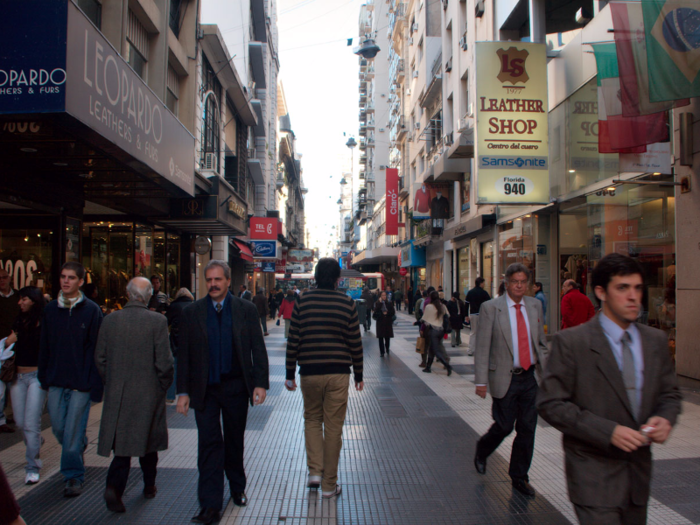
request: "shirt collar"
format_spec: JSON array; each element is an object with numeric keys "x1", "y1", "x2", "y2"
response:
[
  {"x1": 0, "y1": 289, "x2": 14, "y2": 298},
  {"x1": 505, "y1": 293, "x2": 523, "y2": 309},
  {"x1": 599, "y1": 311, "x2": 639, "y2": 345},
  {"x1": 210, "y1": 293, "x2": 230, "y2": 309}
]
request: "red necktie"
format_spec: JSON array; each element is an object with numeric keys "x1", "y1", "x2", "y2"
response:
[{"x1": 514, "y1": 304, "x2": 531, "y2": 370}]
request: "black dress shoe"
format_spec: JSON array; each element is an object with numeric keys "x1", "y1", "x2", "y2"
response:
[
  {"x1": 143, "y1": 485, "x2": 157, "y2": 499},
  {"x1": 191, "y1": 508, "x2": 221, "y2": 524},
  {"x1": 512, "y1": 479, "x2": 536, "y2": 497},
  {"x1": 232, "y1": 491, "x2": 247, "y2": 507},
  {"x1": 474, "y1": 453, "x2": 487, "y2": 474},
  {"x1": 104, "y1": 486, "x2": 126, "y2": 513}
]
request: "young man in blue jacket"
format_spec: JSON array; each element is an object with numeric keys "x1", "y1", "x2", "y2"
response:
[{"x1": 39, "y1": 261, "x2": 103, "y2": 498}]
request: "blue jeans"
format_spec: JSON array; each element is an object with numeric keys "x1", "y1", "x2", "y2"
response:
[
  {"x1": 47, "y1": 387, "x2": 91, "y2": 483},
  {"x1": 10, "y1": 371, "x2": 47, "y2": 474}
]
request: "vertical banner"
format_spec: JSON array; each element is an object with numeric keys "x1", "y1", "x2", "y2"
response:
[
  {"x1": 386, "y1": 168, "x2": 399, "y2": 235},
  {"x1": 475, "y1": 42, "x2": 549, "y2": 204}
]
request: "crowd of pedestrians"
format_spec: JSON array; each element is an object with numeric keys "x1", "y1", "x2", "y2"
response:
[{"x1": 0, "y1": 252, "x2": 684, "y2": 525}]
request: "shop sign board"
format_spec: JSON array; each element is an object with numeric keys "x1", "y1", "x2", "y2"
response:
[
  {"x1": 262, "y1": 261, "x2": 276, "y2": 272},
  {"x1": 619, "y1": 142, "x2": 671, "y2": 174},
  {"x1": 400, "y1": 241, "x2": 427, "y2": 268},
  {"x1": 399, "y1": 267, "x2": 408, "y2": 276},
  {"x1": 475, "y1": 42, "x2": 549, "y2": 204},
  {"x1": 288, "y1": 249, "x2": 314, "y2": 263},
  {"x1": 0, "y1": 2, "x2": 68, "y2": 114},
  {"x1": 250, "y1": 217, "x2": 278, "y2": 240},
  {"x1": 250, "y1": 240, "x2": 278, "y2": 259},
  {"x1": 64, "y1": 2, "x2": 194, "y2": 196},
  {"x1": 413, "y1": 183, "x2": 452, "y2": 221},
  {"x1": 386, "y1": 168, "x2": 399, "y2": 235}
]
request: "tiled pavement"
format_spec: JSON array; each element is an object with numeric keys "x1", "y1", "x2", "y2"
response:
[{"x1": 2, "y1": 311, "x2": 700, "y2": 524}]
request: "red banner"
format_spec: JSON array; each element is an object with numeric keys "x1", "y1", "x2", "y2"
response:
[
  {"x1": 250, "y1": 218, "x2": 278, "y2": 240},
  {"x1": 386, "y1": 168, "x2": 399, "y2": 236}
]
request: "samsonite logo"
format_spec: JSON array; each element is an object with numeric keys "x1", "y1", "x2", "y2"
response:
[{"x1": 480, "y1": 156, "x2": 548, "y2": 170}]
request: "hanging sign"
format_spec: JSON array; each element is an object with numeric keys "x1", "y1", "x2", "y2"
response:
[
  {"x1": 475, "y1": 42, "x2": 549, "y2": 204},
  {"x1": 386, "y1": 168, "x2": 399, "y2": 235}
]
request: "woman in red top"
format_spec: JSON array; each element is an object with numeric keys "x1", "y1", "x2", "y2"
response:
[{"x1": 278, "y1": 290, "x2": 296, "y2": 338}]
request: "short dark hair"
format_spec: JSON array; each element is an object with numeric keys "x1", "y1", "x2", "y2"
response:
[
  {"x1": 534, "y1": 281, "x2": 543, "y2": 291},
  {"x1": 150, "y1": 275, "x2": 161, "y2": 283},
  {"x1": 240, "y1": 284, "x2": 247, "y2": 290},
  {"x1": 475, "y1": 277, "x2": 485, "y2": 287},
  {"x1": 505, "y1": 263, "x2": 531, "y2": 282},
  {"x1": 314, "y1": 258, "x2": 341, "y2": 289},
  {"x1": 61, "y1": 261, "x2": 85, "y2": 281},
  {"x1": 452, "y1": 291, "x2": 460, "y2": 299},
  {"x1": 591, "y1": 254, "x2": 643, "y2": 300}
]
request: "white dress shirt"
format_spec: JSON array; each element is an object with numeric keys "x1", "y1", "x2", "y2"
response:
[
  {"x1": 599, "y1": 312, "x2": 644, "y2": 410},
  {"x1": 506, "y1": 294, "x2": 535, "y2": 368}
]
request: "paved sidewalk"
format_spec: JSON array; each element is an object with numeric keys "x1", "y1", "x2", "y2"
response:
[{"x1": 1, "y1": 311, "x2": 699, "y2": 524}]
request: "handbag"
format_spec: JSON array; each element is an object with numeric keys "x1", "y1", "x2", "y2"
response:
[
  {"x1": 415, "y1": 336, "x2": 426, "y2": 354},
  {"x1": 0, "y1": 338, "x2": 16, "y2": 383},
  {"x1": 276, "y1": 318, "x2": 281, "y2": 326},
  {"x1": 442, "y1": 313, "x2": 452, "y2": 334}
]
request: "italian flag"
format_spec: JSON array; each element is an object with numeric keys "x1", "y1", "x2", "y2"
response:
[{"x1": 593, "y1": 43, "x2": 668, "y2": 154}]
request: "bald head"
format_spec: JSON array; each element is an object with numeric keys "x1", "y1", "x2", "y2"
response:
[
  {"x1": 562, "y1": 279, "x2": 577, "y2": 295},
  {"x1": 127, "y1": 277, "x2": 153, "y2": 304}
]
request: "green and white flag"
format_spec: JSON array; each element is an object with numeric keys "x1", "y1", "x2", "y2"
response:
[{"x1": 643, "y1": 0, "x2": 700, "y2": 102}]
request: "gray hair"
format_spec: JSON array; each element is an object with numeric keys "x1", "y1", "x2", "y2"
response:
[
  {"x1": 174, "y1": 287, "x2": 194, "y2": 300},
  {"x1": 504, "y1": 263, "x2": 531, "y2": 281},
  {"x1": 204, "y1": 260, "x2": 231, "y2": 279},
  {"x1": 127, "y1": 277, "x2": 153, "y2": 304}
]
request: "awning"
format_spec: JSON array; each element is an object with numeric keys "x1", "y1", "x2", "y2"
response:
[
  {"x1": 352, "y1": 246, "x2": 400, "y2": 266},
  {"x1": 231, "y1": 239, "x2": 254, "y2": 262}
]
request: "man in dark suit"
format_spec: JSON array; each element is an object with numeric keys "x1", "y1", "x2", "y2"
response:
[
  {"x1": 177, "y1": 260, "x2": 269, "y2": 525},
  {"x1": 537, "y1": 254, "x2": 681, "y2": 524},
  {"x1": 473, "y1": 263, "x2": 548, "y2": 497}
]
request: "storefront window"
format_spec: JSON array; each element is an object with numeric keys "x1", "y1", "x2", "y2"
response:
[
  {"x1": 458, "y1": 246, "x2": 470, "y2": 297},
  {"x1": 499, "y1": 216, "x2": 536, "y2": 284},
  {"x1": 166, "y1": 233, "x2": 181, "y2": 296},
  {"x1": 558, "y1": 179, "x2": 676, "y2": 351},
  {"x1": 134, "y1": 224, "x2": 153, "y2": 279},
  {"x1": 481, "y1": 241, "x2": 494, "y2": 297},
  {"x1": 427, "y1": 259, "x2": 443, "y2": 290},
  {"x1": 0, "y1": 229, "x2": 53, "y2": 294}
]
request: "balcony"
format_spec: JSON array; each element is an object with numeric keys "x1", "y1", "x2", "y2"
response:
[
  {"x1": 420, "y1": 53, "x2": 443, "y2": 108},
  {"x1": 399, "y1": 175, "x2": 409, "y2": 198},
  {"x1": 359, "y1": 124, "x2": 367, "y2": 136},
  {"x1": 359, "y1": 59, "x2": 368, "y2": 71},
  {"x1": 434, "y1": 134, "x2": 470, "y2": 182},
  {"x1": 448, "y1": 115, "x2": 475, "y2": 159},
  {"x1": 396, "y1": 116, "x2": 408, "y2": 140},
  {"x1": 359, "y1": 93, "x2": 367, "y2": 104},
  {"x1": 359, "y1": 170, "x2": 366, "y2": 180},
  {"x1": 389, "y1": 3, "x2": 407, "y2": 42},
  {"x1": 365, "y1": 65, "x2": 375, "y2": 79},
  {"x1": 360, "y1": 153, "x2": 368, "y2": 164},
  {"x1": 365, "y1": 101, "x2": 375, "y2": 113},
  {"x1": 366, "y1": 119, "x2": 375, "y2": 130},
  {"x1": 366, "y1": 138, "x2": 375, "y2": 148}
]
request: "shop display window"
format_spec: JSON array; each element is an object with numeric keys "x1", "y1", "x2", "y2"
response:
[
  {"x1": 481, "y1": 241, "x2": 495, "y2": 297},
  {"x1": 0, "y1": 229, "x2": 53, "y2": 294},
  {"x1": 458, "y1": 246, "x2": 470, "y2": 297}
]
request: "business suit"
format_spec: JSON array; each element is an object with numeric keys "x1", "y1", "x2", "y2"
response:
[
  {"x1": 537, "y1": 314, "x2": 681, "y2": 523},
  {"x1": 474, "y1": 294, "x2": 548, "y2": 482},
  {"x1": 177, "y1": 294, "x2": 269, "y2": 511}
]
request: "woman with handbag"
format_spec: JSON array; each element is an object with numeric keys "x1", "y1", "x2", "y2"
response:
[
  {"x1": 4, "y1": 287, "x2": 46, "y2": 485},
  {"x1": 372, "y1": 291, "x2": 395, "y2": 357},
  {"x1": 420, "y1": 291, "x2": 452, "y2": 375},
  {"x1": 447, "y1": 292, "x2": 466, "y2": 347}
]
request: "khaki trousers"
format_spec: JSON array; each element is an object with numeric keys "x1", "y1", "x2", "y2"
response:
[{"x1": 300, "y1": 374, "x2": 350, "y2": 492}]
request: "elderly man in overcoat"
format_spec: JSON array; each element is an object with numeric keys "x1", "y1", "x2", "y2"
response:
[{"x1": 95, "y1": 277, "x2": 174, "y2": 513}]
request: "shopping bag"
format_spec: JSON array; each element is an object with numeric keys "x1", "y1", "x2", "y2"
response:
[
  {"x1": 276, "y1": 319, "x2": 280, "y2": 326},
  {"x1": 415, "y1": 336, "x2": 426, "y2": 354}
]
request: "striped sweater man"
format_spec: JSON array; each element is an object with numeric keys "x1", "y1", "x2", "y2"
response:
[{"x1": 284, "y1": 258, "x2": 364, "y2": 499}]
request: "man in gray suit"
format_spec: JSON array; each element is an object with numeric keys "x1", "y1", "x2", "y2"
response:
[
  {"x1": 537, "y1": 254, "x2": 681, "y2": 524},
  {"x1": 473, "y1": 263, "x2": 548, "y2": 497},
  {"x1": 95, "y1": 277, "x2": 174, "y2": 513}
]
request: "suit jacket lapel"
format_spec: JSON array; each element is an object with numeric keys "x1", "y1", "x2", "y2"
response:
[
  {"x1": 525, "y1": 298, "x2": 540, "y2": 363},
  {"x1": 638, "y1": 323, "x2": 655, "y2": 420},
  {"x1": 590, "y1": 316, "x2": 636, "y2": 420},
  {"x1": 230, "y1": 296, "x2": 244, "y2": 364},
  {"x1": 497, "y1": 296, "x2": 514, "y2": 356},
  {"x1": 197, "y1": 299, "x2": 209, "y2": 347}
]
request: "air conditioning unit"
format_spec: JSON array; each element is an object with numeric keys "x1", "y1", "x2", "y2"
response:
[
  {"x1": 458, "y1": 117, "x2": 468, "y2": 131},
  {"x1": 407, "y1": 134, "x2": 414, "y2": 142},
  {"x1": 204, "y1": 153, "x2": 217, "y2": 170},
  {"x1": 408, "y1": 37, "x2": 414, "y2": 45},
  {"x1": 467, "y1": 103, "x2": 474, "y2": 118},
  {"x1": 445, "y1": 56, "x2": 453, "y2": 72},
  {"x1": 414, "y1": 122, "x2": 420, "y2": 129},
  {"x1": 413, "y1": 70, "x2": 419, "y2": 78},
  {"x1": 475, "y1": 0, "x2": 485, "y2": 18},
  {"x1": 406, "y1": 88, "x2": 412, "y2": 96},
  {"x1": 248, "y1": 148, "x2": 257, "y2": 159},
  {"x1": 459, "y1": 36, "x2": 468, "y2": 51},
  {"x1": 412, "y1": 23, "x2": 418, "y2": 33}
]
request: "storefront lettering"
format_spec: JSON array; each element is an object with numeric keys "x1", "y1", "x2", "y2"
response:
[
  {"x1": 479, "y1": 97, "x2": 544, "y2": 113},
  {"x1": 1, "y1": 259, "x2": 38, "y2": 290},
  {"x1": 1, "y1": 121, "x2": 41, "y2": 133},
  {"x1": 82, "y1": 31, "x2": 163, "y2": 146}
]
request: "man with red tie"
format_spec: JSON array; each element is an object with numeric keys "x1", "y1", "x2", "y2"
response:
[{"x1": 473, "y1": 263, "x2": 549, "y2": 498}]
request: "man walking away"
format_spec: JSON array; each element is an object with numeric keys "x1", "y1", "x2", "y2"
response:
[
  {"x1": 393, "y1": 288, "x2": 403, "y2": 312},
  {"x1": 561, "y1": 279, "x2": 595, "y2": 329},
  {"x1": 360, "y1": 287, "x2": 375, "y2": 332},
  {"x1": 38, "y1": 262, "x2": 103, "y2": 498},
  {"x1": 95, "y1": 277, "x2": 174, "y2": 513},
  {"x1": 465, "y1": 277, "x2": 491, "y2": 356},
  {"x1": 0, "y1": 268, "x2": 20, "y2": 433},
  {"x1": 274, "y1": 288, "x2": 285, "y2": 319},
  {"x1": 473, "y1": 263, "x2": 548, "y2": 498},
  {"x1": 165, "y1": 288, "x2": 194, "y2": 403},
  {"x1": 538, "y1": 254, "x2": 681, "y2": 524},
  {"x1": 285, "y1": 258, "x2": 363, "y2": 499},
  {"x1": 252, "y1": 288, "x2": 270, "y2": 336},
  {"x1": 177, "y1": 261, "x2": 269, "y2": 525}
]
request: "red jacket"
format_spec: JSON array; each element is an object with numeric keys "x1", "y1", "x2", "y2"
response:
[
  {"x1": 278, "y1": 298, "x2": 296, "y2": 320},
  {"x1": 561, "y1": 289, "x2": 595, "y2": 329}
]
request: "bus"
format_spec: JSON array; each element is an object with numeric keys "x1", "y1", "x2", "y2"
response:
[{"x1": 274, "y1": 272, "x2": 385, "y2": 298}]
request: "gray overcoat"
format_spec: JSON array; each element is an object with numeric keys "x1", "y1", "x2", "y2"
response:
[{"x1": 95, "y1": 301, "x2": 174, "y2": 458}]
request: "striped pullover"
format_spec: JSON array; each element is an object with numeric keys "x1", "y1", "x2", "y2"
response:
[{"x1": 285, "y1": 289, "x2": 363, "y2": 383}]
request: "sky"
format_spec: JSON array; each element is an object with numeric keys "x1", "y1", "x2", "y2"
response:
[{"x1": 276, "y1": 0, "x2": 364, "y2": 258}]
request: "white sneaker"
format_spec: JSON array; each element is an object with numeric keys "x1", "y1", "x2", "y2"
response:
[
  {"x1": 307, "y1": 475, "x2": 321, "y2": 489},
  {"x1": 25, "y1": 472, "x2": 40, "y2": 485},
  {"x1": 322, "y1": 484, "x2": 342, "y2": 498}
]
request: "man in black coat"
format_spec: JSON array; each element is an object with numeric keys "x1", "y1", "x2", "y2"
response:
[{"x1": 176, "y1": 261, "x2": 269, "y2": 525}]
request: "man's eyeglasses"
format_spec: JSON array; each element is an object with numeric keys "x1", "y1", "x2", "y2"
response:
[{"x1": 509, "y1": 279, "x2": 529, "y2": 287}]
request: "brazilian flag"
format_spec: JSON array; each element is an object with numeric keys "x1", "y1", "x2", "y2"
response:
[{"x1": 643, "y1": 0, "x2": 700, "y2": 101}]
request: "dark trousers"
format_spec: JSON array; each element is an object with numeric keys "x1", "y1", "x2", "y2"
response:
[
  {"x1": 476, "y1": 368, "x2": 538, "y2": 481},
  {"x1": 378, "y1": 337, "x2": 391, "y2": 355},
  {"x1": 408, "y1": 302, "x2": 414, "y2": 315},
  {"x1": 396, "y1": 300, "x2": 402, "y2": 311},
  {"x1": 574, "y1": 502, "x2": 647, "y2": 525},
  {"x1": 194, "y1": 377, "x2": 249, "y2": 511},
  {"x1": 106, "y1": 452, "x2": 158, "y2": 496}
]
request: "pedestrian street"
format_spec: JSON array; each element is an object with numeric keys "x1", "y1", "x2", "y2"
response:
[{"x1": 1, "y1": 312, "x2": 700, "y2": 525}]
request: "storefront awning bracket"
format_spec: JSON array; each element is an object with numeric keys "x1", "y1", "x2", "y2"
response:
[{"x1": 611, "y1": 179, "x2": 688, "y2": 189}]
